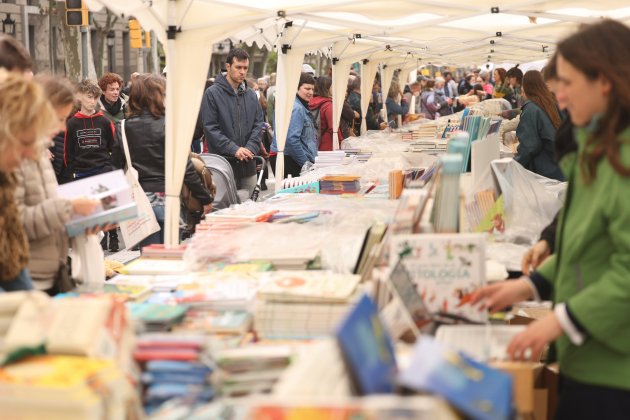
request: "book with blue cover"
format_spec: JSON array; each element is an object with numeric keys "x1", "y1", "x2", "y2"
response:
[
  {"x1": 399, "y1": 337, "x2": 513, "y2": 420},
  {"x1": 336, "y1": 294, "x2": 397, "y2": 395}
]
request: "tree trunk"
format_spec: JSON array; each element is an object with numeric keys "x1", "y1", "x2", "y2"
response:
[
  {"x1": 93, "y1": 31, "x2": 105, "y2": 78},
  {"x1": 53, "y1": 4, "x2": 81, "y2": 80}
]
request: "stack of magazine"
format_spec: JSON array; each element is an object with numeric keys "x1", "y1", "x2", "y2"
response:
[{"x1": 431, "y1": 155, "x2": 463, "y2": 233}]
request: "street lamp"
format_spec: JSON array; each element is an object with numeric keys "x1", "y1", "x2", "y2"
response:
[
  {"x1": 106, "y1": 30, "x2": 115, "y2": 72},
  {"x1": 2, "y1": 14, "x2": 16, "y2": 36}
]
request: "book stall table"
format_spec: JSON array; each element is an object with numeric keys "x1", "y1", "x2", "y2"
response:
[{"x1": 0, "y1": 109, "x2": 560, "y2": 419}]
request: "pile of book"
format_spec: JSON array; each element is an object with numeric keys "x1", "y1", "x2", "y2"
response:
[
  {"x1": 319, "y1": 175, "x2": 361, "y2": 195},
  {"x1": 128, "y1": 302, "x2": 189, "y2": 332},
  {"x1": 213, "y1": 344, "x2": 294, "y2": 396},
  {"x1": 0, "y1": 355, "x2": 135, "y2": 419},
  {"x1": 204, "y1": 208, "x2": 278, "y2": 224},
  {"x1": 134, "y1": 334, "x2": 215, "y2": 412},
  {"x1": 255, "y1": 271, "x2": 361, "y2": 339},
  {"x1": 313, "y1": 150, "x2": 348, "y2": 167},
  {"x1": 407, "y1": 139, "x2": 448, "y2": 153},
  {"x1": 400, "y1": 123, "x2": 437, "y2": 141}
]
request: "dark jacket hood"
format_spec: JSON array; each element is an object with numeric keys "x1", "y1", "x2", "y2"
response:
[{"x1": 215, "y1": 73, "x2": 247, "y2": 97}]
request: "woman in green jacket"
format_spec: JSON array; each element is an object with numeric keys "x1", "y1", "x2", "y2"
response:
[{"x1": 473, "y1": 19, "x2": 630, "y2": 419}]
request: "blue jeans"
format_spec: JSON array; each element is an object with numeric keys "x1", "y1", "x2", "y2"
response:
[
  {"x1": 0, "y1": 269, "x2": 34, "y2": 292},
  {"x1": 139, "y1": 193, "x2": 165, "y2": 247}
]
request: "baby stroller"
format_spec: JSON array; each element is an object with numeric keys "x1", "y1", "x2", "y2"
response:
[{"x1": 200, "y1": 154, "x2": 266, "y2": 210}]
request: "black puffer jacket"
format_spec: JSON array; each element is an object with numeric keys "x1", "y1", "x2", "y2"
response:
[{"x1": 112, "y1": 111, "x2": 212, "y2": 205}]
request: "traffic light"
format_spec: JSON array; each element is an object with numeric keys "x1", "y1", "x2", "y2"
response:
[
  {"x1": 129, "y1": 19, "x2": 142, "y2": 49},
  {"x1": 65, "y1": 0, "x2": 88, "y2": 26}
]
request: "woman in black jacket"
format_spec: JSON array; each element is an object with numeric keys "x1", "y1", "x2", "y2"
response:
[{"x1": 112, "y1": 74, "x2": 213, "y2": 246}]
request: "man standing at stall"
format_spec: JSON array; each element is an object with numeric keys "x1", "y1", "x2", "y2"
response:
[{"x1": 202, "y1": 48, "x2": 264, "y2": 194}]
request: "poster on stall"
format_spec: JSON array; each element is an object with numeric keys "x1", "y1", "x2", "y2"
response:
[{"x1": 389, "y1": 233, "x2": 487, "y2": 323}]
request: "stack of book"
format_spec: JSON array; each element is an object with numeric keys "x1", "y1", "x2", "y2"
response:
[
  {"x1": 128, "y1": 303, "x2": 189, "y2": 332},
  {"x1": 319, "y1": 175, "x2": 361, "y2": 195},
  {"x1": 133, "y1": 334, "x2": 215, "y2": 412},
  {"x1": 213, "y1": 344, "x2": 294, "y2": 396},
  {"x1": 204, "y1": 208, "x2": 278, "y2": 224},
  {"x1": 407, "y1": 139, "x2": 448, "y2": 153},
  {"x1": 255, "y1": 271, "x2": 361, "y2": 339},
  {"x1": 0, "y1": 355, "x2": 135, "y2": 419},
  {"x1": 313, "y1": 150, "x2": 348, "y2": 167},
  {"x1": 142, "y1": 360, "x2": 214, "y2": 413}
]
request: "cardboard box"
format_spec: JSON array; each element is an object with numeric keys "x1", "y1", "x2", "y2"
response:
[
  {"x1": 509, "y1": 306, "x2": 552, "y2": 326},
  {"x1": 491, "y1": 361, "x2": 547, "y2": 419}
]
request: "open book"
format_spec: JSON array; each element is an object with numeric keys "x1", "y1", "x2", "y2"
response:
[{"x1": 57, "y1": 170, "x2": 137, "y2": 237}]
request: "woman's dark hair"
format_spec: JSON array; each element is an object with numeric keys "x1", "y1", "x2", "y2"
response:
[
  {"x1": 506, "y1": 66, "x2": 523, "y2": 85},
  {"x1": 315, "y1": 76, "x2": 332, "y2": 98},
  {"x1": 557, "y1": 19, "x2": 630, "y2": 182},
  {"x1": 127, "y1": 74, "x2": 165, "y2": 118},
  {"x1": 542, "y1": 53, "x2": 558, "y2": 82},
  {"x1": 495, "y1": 68, "x2": 507, "y2": 85},
  {"x1": 423, "y1": 79, "x2": 435, "y2": 91},
  {"x1": 298, "y1": 72, "x2": 316, "y2": 89},
  {"x1": 523, "y1": 70, "x2": 562, "y2": 129},
  {"x1": 0, "y1": 35, "x2": 33, "y2": 72}
]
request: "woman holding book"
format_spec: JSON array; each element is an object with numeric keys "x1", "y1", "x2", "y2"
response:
[
  {"x1": 514, "y1": 70, "x2": 564, "y2": 180},
  {"x1": 473, "y1": 19, "x2": 630, "y2": 419},
  {"x1": 0, "y1": 71, "x2": 59, "y2": 291},
  {"x1": 13, "y1": 75, "x2": 102, "y2": 295}
]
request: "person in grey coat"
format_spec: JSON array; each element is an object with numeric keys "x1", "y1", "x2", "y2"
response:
[{"x1": 201, "y1": 48, "x2": 264, "y2": 193}]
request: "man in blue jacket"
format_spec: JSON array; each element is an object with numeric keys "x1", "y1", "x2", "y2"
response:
[
  {"x1": 202, "y1": 48, "x2": 264, "y2": 193},
  {"x1": 270, "y1": 72, "x2": 318, "y2": 178}
]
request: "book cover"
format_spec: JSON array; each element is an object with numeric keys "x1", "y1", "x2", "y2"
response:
[
  {"x1": 276, "y1": 181, "x2": 320, "y2": 194},
  {"x1": 336, "y1": 294, "x2": 397, "y2": 395},
  {"x1": 399, "y1": 337, "x2": 513, "y2": 420},
  {"x1": 389, "y1": 233, "x2": 487, "y2": 323},
  {"x1": 258, "y1": 271, "x2": 361, "y2": 303},
  {"x1": 57, "y1": 170, "x2": 138, "y2": 237}
]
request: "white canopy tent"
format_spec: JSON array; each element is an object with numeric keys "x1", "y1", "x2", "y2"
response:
[{"x1": 84, "y1": 0, "x2": 630, "y2": 245}]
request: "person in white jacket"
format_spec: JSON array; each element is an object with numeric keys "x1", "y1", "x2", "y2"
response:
[{"x1": 14, "y1": 75, "x2": 100, "y2": 295}]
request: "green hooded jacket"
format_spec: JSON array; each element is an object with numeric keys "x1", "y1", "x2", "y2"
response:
[{"x1": 537, "y1": 123, "x2": 630, "y2": 390}]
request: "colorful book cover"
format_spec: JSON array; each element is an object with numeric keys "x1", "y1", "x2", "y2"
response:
[
  {"x1": 399, "y1": 337, "x2": 513, "y2": 420},
  {"x1": 389, "y1": 233, "x2": 487, "y2": 323},
  {"x1": 258, "y1": 271, "x2": 360, "y2": 303},
  {"x1": 276, "y1": 181, "x2": 320, "y2": 194},
  {"x1": 336, "y1": 294, "x2": 397, "y2": 395}
]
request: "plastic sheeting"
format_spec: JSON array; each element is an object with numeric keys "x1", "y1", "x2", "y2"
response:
[
  {"x1": 184, "y1": 195, "x2": 398, "y2": 274},
  {"x1": 466, "y1": 158, "x2": 566, "y2": 246},
  {"x1": 360, "y1": 60, "x2": 380, "y2": 134}
]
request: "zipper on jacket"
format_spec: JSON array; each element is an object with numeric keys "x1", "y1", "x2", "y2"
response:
[{"x1": 236, "y1": 95, "x2": 242, "y2": 147}]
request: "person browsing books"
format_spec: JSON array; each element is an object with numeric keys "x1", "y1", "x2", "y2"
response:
[
  {"x1": 0, "y1": 71, "x2": 58, "y2": 291},
  {"x1": 514, "y1": 70, "x2": 564, "y2": 181},
  {"x1": 270, "y1": 72, "x2": 318, "y2": 177},
  {"x1": 14, "y1": 75, "x2": 104, "y2": 295},
  {"x1": 472, "y1": 19, "x2": 630, "y2": 419}
]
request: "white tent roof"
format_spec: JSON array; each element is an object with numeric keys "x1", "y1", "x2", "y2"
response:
[{"x1": 83, "y1": 0, "x2": 630, "y2": 245}]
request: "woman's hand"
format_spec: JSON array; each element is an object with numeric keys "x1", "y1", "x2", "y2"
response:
[
  {"x1": 470, "y1": 278, "x2": 534, "y2": 313},
  {"x1": 72, "y1": 197, "x2": 99, "y2": 216},
  {"x1": 85, "y1": 223, "x2": 117, "y2": 236},
  {"x1": 521, "y1": 240, "x2": 551, "y2": 275},
  {"x1": 507, "y1": 313, "x2": 563, "y2": 361},
  {"x1": 203, "y1": 203, "x2": 213, "y2": 216}
]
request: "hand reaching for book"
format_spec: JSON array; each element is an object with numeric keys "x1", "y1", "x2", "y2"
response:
[
  {"x1": 72, "y1": 197, "x2": 99, "y2": 216},
  {"x1": 470, "y1": 278, "x2": 534, "y2": 313},
  {"x1": 521, "y1": 240, "x2": 551, "y2": 275}
]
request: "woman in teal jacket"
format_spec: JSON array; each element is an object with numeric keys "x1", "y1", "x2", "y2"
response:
[
  {"x1": 473, "y1": 20, "x2": 630, "y2": 419},
  {"x1": 515, "y1": 70, "x2": 564, "y2": 181}
]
